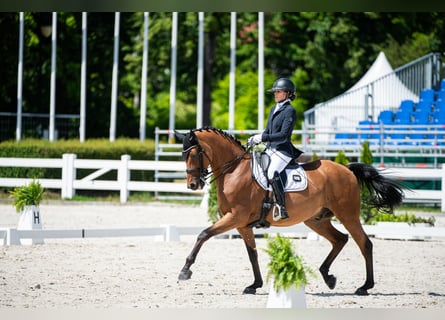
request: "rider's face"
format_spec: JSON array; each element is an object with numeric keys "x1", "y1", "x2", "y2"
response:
[{"x1": 273, "y1": 90, "x2": 287, "y2": 102}]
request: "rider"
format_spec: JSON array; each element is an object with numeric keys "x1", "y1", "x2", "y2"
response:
[{"x1": 248, "y1": 77, "x2": 303, "y2": 220}]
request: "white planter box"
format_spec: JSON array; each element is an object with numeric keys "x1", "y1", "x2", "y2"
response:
[
  {"x1": 375, "y1": 222, "x2": 432, "y2": 240},
  {"x1": 266, "y1": 280, "x2": 306, "y2": 308},
  {"x1": 17, "y1": 205, "x2": 44, "y2": 245}
]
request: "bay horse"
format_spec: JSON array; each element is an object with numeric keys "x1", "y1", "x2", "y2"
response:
[{"x1": 174, "y1": 127, "x2": 404, "y2": 296}]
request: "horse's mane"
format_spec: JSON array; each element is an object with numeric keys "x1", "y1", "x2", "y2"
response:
[{"x1": 192, "y1": 127, "x2": 246, "y2": 151}]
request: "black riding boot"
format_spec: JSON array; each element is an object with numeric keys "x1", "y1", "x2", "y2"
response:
[{"x1": 270, "y1": 171, "x2": 289, "y2": 220}]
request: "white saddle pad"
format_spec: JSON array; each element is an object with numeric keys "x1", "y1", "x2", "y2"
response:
[{"x1": 251, "y1": 152, "x2": 308, "y2": 192}]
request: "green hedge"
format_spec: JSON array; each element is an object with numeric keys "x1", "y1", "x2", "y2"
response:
[{"x1": 0, "y1": 138, "x2": 156, "y2": 181}]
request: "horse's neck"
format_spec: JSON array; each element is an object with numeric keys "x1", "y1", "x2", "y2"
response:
[
  {"x1": 210, "y1": 149, "x2": 242, "y2": 171},
  {"x1": 200, "y1": 138, "x2": 239, "y2": 164}
]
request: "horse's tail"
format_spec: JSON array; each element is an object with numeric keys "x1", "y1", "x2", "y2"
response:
[{"x1": 347, "y1": 163, "x2": 405, "y2": 213}]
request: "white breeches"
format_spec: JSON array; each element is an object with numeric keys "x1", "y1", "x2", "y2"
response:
[{"x1": 265, "y1": 148, "x2": 292, "y2": 180}]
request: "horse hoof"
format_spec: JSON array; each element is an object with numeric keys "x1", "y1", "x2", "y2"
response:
[
  {"x1": 327, "y1": 275, "x2": 337, "y2": 289},
  {"x1": 354, "y1": 287, "x2": 369, "y2": 296},
  {"x1": 243, "y1": 287, "x2": 256, "y2": 295},
  {"x1": 178, "y1": 269, "x2": 192, "y2": 281}
]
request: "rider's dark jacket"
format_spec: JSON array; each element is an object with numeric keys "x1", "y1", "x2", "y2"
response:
[{"x1": 261, "y1": 101, "x2": 302, "y2": 159}]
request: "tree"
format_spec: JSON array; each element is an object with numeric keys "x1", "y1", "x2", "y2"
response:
[
  {"x1": 334, "y1": 150, "x2": 349, "y2": 166},
  {"x1": 360, "y1": 141, "x2": 377, "y2": 224},
  {"x1": 1, "y1": 12, "x2": 445, "y2": 141}
]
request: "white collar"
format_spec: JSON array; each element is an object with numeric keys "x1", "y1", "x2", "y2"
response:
[{"x1": 274, "y1": 99, "x2": 290, "y2": 113}]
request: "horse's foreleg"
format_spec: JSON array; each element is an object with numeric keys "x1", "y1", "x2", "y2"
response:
[
  {"x1": 237, "y1": 227, "x2": 263, "y2": 295},
  {"x1": 178, "y1": 228, "x2": 210, "y2": 280},
  {"x1": 178, "y1": 212, "x2": 239, "y2": 281},
  {"x1": 304, "y1": 216, "x2": 349, "y2": 290}
]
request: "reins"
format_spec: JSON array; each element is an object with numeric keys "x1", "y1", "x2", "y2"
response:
[
  {"x1": 207, "y1": 151, "x2": 249, "y2": 184},
  {"x1": 185, "y1": 144, "x2": 249, "y2": 185}
]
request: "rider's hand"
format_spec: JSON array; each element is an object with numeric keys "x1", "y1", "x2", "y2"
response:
[{"x1": 248, "y1": 134, "x2": 262, "y2": 147}]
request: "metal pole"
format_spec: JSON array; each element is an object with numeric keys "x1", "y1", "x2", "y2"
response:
[
  {"x1": 139, "y1": 12, "x2": 149, "y2": 141},
  {"x1": 257, "y1": 12, "x2": 264, "y2": 131},
  {"x1": 16, "y1": 12, "x2": 24, "y2": 142},
  {"x1": 228, "y1": 12, "x2": 236, "y2": 132},
  {"x1": 49, "y1": 12, "x2": 57, "y2": 142},
  {"x1": 196, "y1": 12, "x2": 204, "y2": 129},
  {"x1": 79, "y1": 12, "x2": 87, "y2": 142},
  {"x1": 110, "y1": 12, "x2": 120, "y2": 142},
  {"x1": 168, "y1": 12, "x2": 178, "y2": 142}
]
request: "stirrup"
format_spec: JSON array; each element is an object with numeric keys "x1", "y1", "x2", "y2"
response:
[
  {"x1": 272, "y1": 203, "x2": 289, "y2": 221},
  {"x1": 272, "y1": 203, "x2": 282, "y2": 221}
]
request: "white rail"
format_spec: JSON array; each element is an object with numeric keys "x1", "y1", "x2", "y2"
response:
[
  {"x1": 0, "y1": 155, "x2": 444, "y2": 210},
  {"x1": 0, "y1": 154, "x2": 203, "y2": 204},
  {"x1": 2, "y1": 223, "x2": 445, "y2": 246}
]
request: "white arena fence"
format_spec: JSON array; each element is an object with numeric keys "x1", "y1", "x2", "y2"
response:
[
  {"x1": 1, "y1": 154, "x2": 444, "y2": 209},
  {"x1": 1, "y1": 154, "x2": 445, "y2": 245},
  {"x1": 1, "y1": 223, "x2": 445, "y2": 246},
  {"x1": 0, "y1": 154, "x2": 204, "y2": 204}
]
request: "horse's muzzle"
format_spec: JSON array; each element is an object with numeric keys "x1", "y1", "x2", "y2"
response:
[{"x1": 187, "y1": 178, "x2": 205, "y2": 190}]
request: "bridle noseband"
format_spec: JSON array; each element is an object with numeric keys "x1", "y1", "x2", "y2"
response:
[{"x1": 183, "y1": 144, "x2": 210, "y2": 188}]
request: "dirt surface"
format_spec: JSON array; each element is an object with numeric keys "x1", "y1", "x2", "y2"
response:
[{"x1": 1, "y1": 202, "x2": 444, "y2": 308}]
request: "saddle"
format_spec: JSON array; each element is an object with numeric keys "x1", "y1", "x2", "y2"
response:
[{"x1": 251, "y1": 151, "x2": 310, "y2": 192}]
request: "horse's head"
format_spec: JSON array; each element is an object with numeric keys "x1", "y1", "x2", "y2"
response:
[
  {"x1": 175, "y1": 130, "x2": 208, "y2": 190},
  {"x1": 175, "y1": 127, "x2": 247, "y2": 190}
]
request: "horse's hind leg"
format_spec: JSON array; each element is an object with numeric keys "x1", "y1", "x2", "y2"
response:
[
  {"x1": 237, "y1": 227, "x2": 263, "y2": 294},
  {"x1": 304, "y1": 215, "x2": 349, "y2": 290},
  {"x1": 341, "y1": 219, "x2": 374, "y2": 296}
]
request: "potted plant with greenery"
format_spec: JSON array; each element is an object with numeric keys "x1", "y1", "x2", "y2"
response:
[
  {"x1": 263, "y1": 233, "x2": 315, "y2": 308},
  {"x1": 9, "y1": 179, "x2": 45, "y2": 245}
]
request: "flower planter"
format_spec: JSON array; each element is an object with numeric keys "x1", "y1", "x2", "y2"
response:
[
  {"x1": 267, "y1": 279, "x2": 306, "y2": 308},
  {"x1": 9, "y1": 179, "x2": 45, "y2": 245},
  {"x1": 263, "y1": 234, "x2": 314, "y2": 308},
  {"x1": 17, "y1": 205, "x2": 44, "y2": 245}
]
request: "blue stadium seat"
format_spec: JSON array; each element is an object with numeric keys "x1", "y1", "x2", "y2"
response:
[
  {"x1": 390, "y1": 114, "x2": 411, "y2": 144},
  {"x1": 378, "y1": 110, "x2": 394, "y2": 124},
  {"x1": 440, "y1": 79, "x2": 445, "y2": 90},
  {"x1": 436, "y1": 99, "x2": 445, "y2": 110},
  {"x1": 399, "y1": 99, "x2": 414, "y2": 112},
  {"x1": 419, "y1": 88, "x2": 435, "y2": 102},
  {"x1": 358, "y1": 120, "x2": 380, "y2": 144},
  {"x1": 432, "y1": 109, "x2": 445, "y2": 124},
  {"x1": 414, "y1": 100, "x2": 432, "y2": 113},
  {"x1": 394, "y1": 109, "x2": 413, "y2": 123},
  {"x1": 411, "y1": 111, "x2": 434, "y2": 144},
  {"x1": 437, "y1": 90, "x2": 445, "y2": 102},
  {"x1": 332, "y1": 132, "x2": 358, "y2": 145},
  {"x1": 413, "y1": 110, "x2": 431, "y2": 124},
  {"x1": 427, "y1": 120, "x2": 445, "y2": 145}
]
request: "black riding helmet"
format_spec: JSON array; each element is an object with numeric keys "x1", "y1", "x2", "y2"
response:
[{"x1": 268, "y1": 78, "x2": 296, "y2": 101}]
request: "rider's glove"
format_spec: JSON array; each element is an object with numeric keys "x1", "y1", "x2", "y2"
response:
[{"x1": 248, "y1": 134, "x2": 262, "y2": 147}]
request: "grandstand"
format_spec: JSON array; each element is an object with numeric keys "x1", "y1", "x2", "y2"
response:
[
  {"x1": 336, "y1": 79, "x2": 445, "y2": 147},
  {"x1": 303, "y1": 52, "x2": 445, "y2": 168}
]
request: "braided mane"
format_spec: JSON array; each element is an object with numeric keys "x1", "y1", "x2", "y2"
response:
[{"x1": 192, "y1": 127, "x2": 246, "y2": 151}]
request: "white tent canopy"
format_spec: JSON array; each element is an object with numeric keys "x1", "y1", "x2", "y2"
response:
[{"x1": 305, "y1": 52, "x2": 418, "y2": 143}]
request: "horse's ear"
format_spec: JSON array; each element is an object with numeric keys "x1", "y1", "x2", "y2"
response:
[{"x1": 174, "y1": 130, "x2": 185, "y2": 142}]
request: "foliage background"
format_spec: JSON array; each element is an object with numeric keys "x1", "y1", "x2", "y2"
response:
[{"x1": 1, "y1": 12, "x2": 444, "y2": 141}]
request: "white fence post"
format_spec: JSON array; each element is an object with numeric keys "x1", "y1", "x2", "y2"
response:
[
  {"x1": 162, "y1": 224, "x2": 180, "y2": 241},
  {"x1": 61, "y1": 153, "x2": 76, "y2": 199},
  {"x1": 442, "y1": 164, "x2": 445, "y2": 213},
  {"x1": 119, "y1": 154, "x2": 131, "y2": 203},
  {"x1": 6, "y1": 229, "x2": 20, "y2": 245}
]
